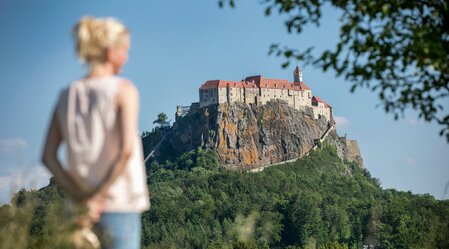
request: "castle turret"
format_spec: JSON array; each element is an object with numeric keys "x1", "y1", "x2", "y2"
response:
[{"x1": 294, "y1": 65, "x2": 303, "y2": 82}]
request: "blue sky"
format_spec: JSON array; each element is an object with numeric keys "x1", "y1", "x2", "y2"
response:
[{"x1": 0, "y1": 0, "x2": 448, "y2": 204}]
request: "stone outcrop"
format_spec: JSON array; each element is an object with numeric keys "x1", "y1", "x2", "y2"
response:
[
  {"x1": 152, "y1": 100, "x2": 363, "y2": 170},
  {"x1": 326, "y1": 130, "x2": 364, "y2": 167}
]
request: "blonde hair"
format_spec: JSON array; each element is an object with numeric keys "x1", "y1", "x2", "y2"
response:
[{"x1": 73, "y1": 16, "x2": 129, "y2": 65}]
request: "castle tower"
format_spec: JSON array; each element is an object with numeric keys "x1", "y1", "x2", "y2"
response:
[{"x1": 294, "y1": 65, "x2": 303, "y2": 82}]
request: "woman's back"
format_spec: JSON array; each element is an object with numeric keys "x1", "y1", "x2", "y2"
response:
[{"x1": 56, "y1": 76, "x2": 150, "y2": 212}]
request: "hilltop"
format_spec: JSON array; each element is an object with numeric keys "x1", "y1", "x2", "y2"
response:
[
  {"x1": 143, "y1": 67, "x2": 362, "y2": 170},
  {"x1": 143, "y1": 100, "x2": 362, "y2": 170}
]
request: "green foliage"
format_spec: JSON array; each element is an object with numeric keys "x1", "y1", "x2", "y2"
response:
[
  {"x1": 2, "y1": 146, "x2": 449, "y2": 248},
  {"x1": 220, "y1": 0, "x2": 449, "y2": 141},
  {"x1": 0, "y1": 183, "x2": 79, "y2": 249},
  {"x1": 141, "y1": 127, "x2": 171, "y2": 163},
  {"x1": 153, "y1": 112, "x2": 171, "y2": 128},
  {"x1": 141, "y1": 145, "x2": 449, "y2": 248}
]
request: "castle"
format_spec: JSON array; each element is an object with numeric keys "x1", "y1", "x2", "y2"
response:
[
  {"x1": 169, "y1": 67, "x2": 362, "y2": 169},
  {"x1": 197, "y1": 66, "x2": 334, "y2": 122}
]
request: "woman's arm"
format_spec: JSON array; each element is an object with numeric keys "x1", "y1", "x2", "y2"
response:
[
  {"x1": 41, "y1": 109, "x2": 85, "y2": 201},
  {"x1": 87, "y1": 80, "x2": 139, "y2": 198}
]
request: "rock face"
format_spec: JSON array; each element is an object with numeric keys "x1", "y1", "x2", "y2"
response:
[
  {"x1": 154, "y1": 100, "x2": 363, "y2": 169},
  {"x1": 326, "y1": 130, "x2": 364, "y2": 167},
  {"x1": 217, "y1": 100, "x2": 327, "y2": 169}
]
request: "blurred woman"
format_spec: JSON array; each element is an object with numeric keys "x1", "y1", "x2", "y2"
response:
[{"x1": 41, "y1": 16, "x2": 150, "y2": 249}]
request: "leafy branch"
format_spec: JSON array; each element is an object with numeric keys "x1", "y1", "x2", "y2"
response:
[{"x1": 219, "y1": 0, "x2": 449, "y2": 141}]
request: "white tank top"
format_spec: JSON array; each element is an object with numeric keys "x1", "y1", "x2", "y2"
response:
[{"x1": 55, "y1": 76, "x2": 150, "y2": 212}]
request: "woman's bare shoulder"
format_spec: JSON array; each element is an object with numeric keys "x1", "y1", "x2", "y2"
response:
[
  {"x1": 116, "y1": 78, "x2": 139, "y2": 105},
  {"x1": 117, "y1": 78, "x2": 137, "y2": 91}
]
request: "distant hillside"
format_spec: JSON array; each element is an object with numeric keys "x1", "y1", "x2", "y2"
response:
[
  {"x1": 141, "y1": 145, "x2": 449, "y2": 248},
  {"x1": 143, "y1": 100, "x2": 363, "y2": 170},
  {"x1": 4, "y1": 144, "x2": 448, "y2": 249}
]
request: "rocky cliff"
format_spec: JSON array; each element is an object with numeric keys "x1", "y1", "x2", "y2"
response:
[
  {"x1": 326, "y1": 130, "x2": 364, "y2": 167},
  {"x1": 150, "y1": 100, "x2": 363, "y2": 169}
]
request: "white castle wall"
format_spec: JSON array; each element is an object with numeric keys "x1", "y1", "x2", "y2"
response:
[{"x1": 199, "y1": 68, "x2": 332, "y2": 122}]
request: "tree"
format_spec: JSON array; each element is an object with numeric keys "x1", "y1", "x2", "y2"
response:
[
  {"x1": 153, "y1": 112, "x2": 171, "y2": 128},
  {"x1": 218, "y1": 0, "x2": 449, "y2": 141}
]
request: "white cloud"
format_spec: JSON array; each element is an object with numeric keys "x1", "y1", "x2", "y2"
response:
[
  {"x1": 0, "y1": 176, "x2": 11, "y2": 191},
  {"x1": 0, "y1": 137, "x2": 28, "y2": 155},
  {"x1": 444, "y1": 181, "x2": 449, "y2": 198},
  {"x1": 0, "y1": 164, "x2": 51, "y2": 205},
  {"x1": 334, "y1": 116, "x2": 351, "y2": 129}
]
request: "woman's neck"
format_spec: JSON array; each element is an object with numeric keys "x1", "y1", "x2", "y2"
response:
[{"x1": 86, "y1": 62, "x2": 116, "y2": 79}]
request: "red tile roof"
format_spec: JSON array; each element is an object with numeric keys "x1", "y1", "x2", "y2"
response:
[
  {"x1": 199, "y1": 80, "x2": 220, "y2": 89},
  {"x1": 199, "y1": 80, "x2": 258, "y2": 90},
  {"x1": 244, "y1": 75, "x2": 263, "y2": 85},
  {"x1": 293, "y1": 81, "x2": 311, "y2": 90},
  {"x1": 245, "y1": 75, "x2": 303, "y2": 90},
  {"x1": 312, "y1": 96, "x2": 332, "y2": 108},
  {"x1": 258, "y1": 78, "x2": 297, "y2": 90},
  {"x1": 200, "y1": 75, "x2": 307, "y2": 92}
]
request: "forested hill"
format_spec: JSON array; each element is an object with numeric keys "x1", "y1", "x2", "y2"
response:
[{"x1": 2, "y1": 144, "x2": 448, "y2": 249}]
